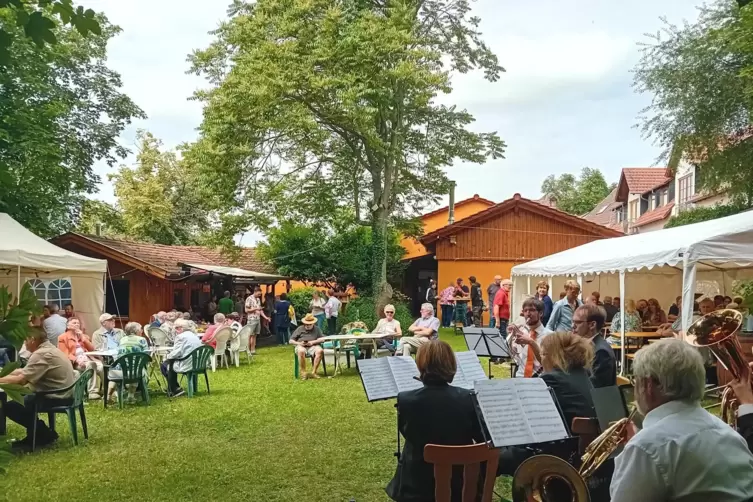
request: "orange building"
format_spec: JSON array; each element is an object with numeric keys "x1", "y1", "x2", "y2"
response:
[{"x1": 416, "y1": 194, "x2": 622, "y2": 322}]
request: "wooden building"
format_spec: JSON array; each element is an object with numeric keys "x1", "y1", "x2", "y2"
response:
[
  {"x1": 419, "y1": 194, "x2": 622, "y2": 322},
  {"x1": 52, "y1": 233, "x2": 284, "y2": 326}
]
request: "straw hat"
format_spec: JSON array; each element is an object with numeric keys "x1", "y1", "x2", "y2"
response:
[{"x1": 301, "y1": 313, "x2": 317, "y2": 325}]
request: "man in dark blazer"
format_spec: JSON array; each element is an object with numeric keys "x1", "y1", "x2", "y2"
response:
[
  {"x1": 731, "y1": 368, "x2": 753, "y2": 452},
  {"x1": 572, "y1": 304, "x2": 616, "y2": 388}
]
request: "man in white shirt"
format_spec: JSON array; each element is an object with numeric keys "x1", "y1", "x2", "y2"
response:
[
  {"x1": 506, "y1": 297, "x2": 552, "y2": 378},
  {"x1": 611, "y1": 339, "x2": 753, "y2": 502}
]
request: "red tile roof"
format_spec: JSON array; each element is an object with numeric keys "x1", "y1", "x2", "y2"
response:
[
  {"x1": 581, "y1": 187, "x2": 624, "y2": 231},
  {"x1": 622, "y1": 168, "x2": 672, "y2": 193},
  {"x1": 632, "y1": 202, "x2": 675, "y2": 228}
]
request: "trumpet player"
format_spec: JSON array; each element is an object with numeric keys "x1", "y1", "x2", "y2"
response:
[
  {"x1": 506, "y1": 298, "x2": 553, "y2": 378},
  {"x1": 610, "y1": 339, "x2": 753, "y2": 502},
  {"x1": 730, "y1": 365, "x2": 753, "y2": 452}
]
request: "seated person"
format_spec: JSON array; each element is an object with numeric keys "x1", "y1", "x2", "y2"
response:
[
  {"x1": 160, "y1": 319, "x2": 203, "y2": 397},
  {"x1": 201, "y1": 313, "x2": 228, "y2": 349},
  {"x1": 58, "y1": 318, "x2": 104, "y2": 400},
  {"x1": 0, "y1": 327, "x2": 76, "y2": 449},
  {"x1": 668, "y1": 295, "x2": 681, "y2": 322},
  {"x1": 641, "y1": 298, "x2": 667, "y2": 326},
  {"x1": 150, "y1": 311, "x2": 166, "y2": 328},
  {"x1": 730, "y1": 364, "x2": 753, "y2": 452},
  {"x1": 160, "y1": 311, "x2": 179, "y2": 344},
  {"x1": 506, "y1": 298, "x2": 553, "y2": 378},
  {"x1": 91, "y1": 313, "x2": 124, "y2": 351},
  {"x1": 608, "y1": 299, "x2": 643, "y2": 345},
  {"x1": 228, "y1": 312, "x2": 243, "y2": 334},
  {"x1": 106, "y1": 321, "x2": 149, "y2": 404},
  {"x1": 386, "y1": 340, "x2": 483, "y2": 502},
  {"x1": 370, "y1": 304, "x2": 402, "y2": 356},
  {"x1": 397, "y1": 303, "x2": 440, "y2": 357},
  {"x1": 289, "y1": 314, "x2": 325, "y2": 379}
]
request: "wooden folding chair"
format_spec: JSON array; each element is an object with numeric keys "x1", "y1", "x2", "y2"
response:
[
  {"x1": 423, "y1": 442, "x2": 499, "y2": 502},
  {"x1": 571, "y1": 417, "x2": 600, "y2": 455}
]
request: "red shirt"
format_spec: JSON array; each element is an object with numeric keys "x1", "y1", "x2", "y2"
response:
[
  {"x1": 201, "y1": 324, "x2": 218, "y2": 349},
  {"x1": 493, "y1": 288, "x2": 510, "y2": 320}
]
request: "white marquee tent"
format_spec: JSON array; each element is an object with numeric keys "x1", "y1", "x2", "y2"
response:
[
  {"x1": 0, "y1": 213, "x2": 107, "y2": 332},
  {"x1": 511, "y1": 210, "x2": 753, "y2": 372}
]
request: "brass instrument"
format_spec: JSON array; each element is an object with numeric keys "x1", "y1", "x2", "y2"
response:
[
  {"x1": 512, "y1": 409, "x2": 638, "y2": 502},
  {"x1": 685, "y1": 308, "x2": 747, "y2": 426}
]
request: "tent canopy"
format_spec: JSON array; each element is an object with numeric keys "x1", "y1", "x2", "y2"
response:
[
  {"x1": 181, "y1": 262, "x2": 286, "y2": 281},
  {"x1": 0, "y1": 213, "x2": 106, "y2": 272},
  {"x1": 511, "y1": 209, "x2": 753, "y2": 277}
]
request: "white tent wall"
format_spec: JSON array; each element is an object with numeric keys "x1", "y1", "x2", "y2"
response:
[{"x1": 0, "y1": 268, "x2": 105, "y2": 335}]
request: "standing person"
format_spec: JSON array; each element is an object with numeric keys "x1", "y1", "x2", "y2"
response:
[
  {"x1": 234, "y1": 294, "x2": 245, "y2": 322},
  {"x1": 397, "y1": 303, "x2": 440, "y2": 357},
  {"x1": 572, "y1": 304, "x2": 615, "y2": 388},
  {"x1": 289, "y1": 314, "x2": 326, "y2": 379},
  {"x1": 244, "y1": 286, "x2": 269, "y2": 353},
  {"x1": 207, "y1": 295, "x2": 218, "y2": 319},
  {"x1": 438, "y1": 282, "x2": 455, "y2": 328},
  {"x1": 453, "y1": 278, "x2": 470, "y2": 327},
  {"x1": 324, "y1": 289, "x2": 342, "y2": 336},
  {"x1": 610, "y1": 339, "x2": 753, "y2": 502},
  {"x1": 506, "y1": 298, "x2": 553, "y2": 378},
  {"x1": 310, "y1": 290, "x2": 327, "y2": 330},
  {"x1": 42, "y1": 304, "x2": 67, "y2": 347},
  {"x1": 546, "y1": 279, "x2": 582, "y2": 333},
  {"x1": 534, "y1": 280, "x2": 554, "y2": 326},
  {"x1": 603, "y1": 296, "x2": 618, "y2": 323},
  {"x1": 425, "y1": 280, "x2": 437, "y2": 311},
  {"x1": 274, "y1": 293, "x2": 292, "y2": 344},
  {"x1": 469, "y1": 276, "x2": 484, "y2": 327},
  {"x1": 493, "y1": 279, "x2": 512, "y2": 335},
  {"x1": 57, "y1": 318, "x2": 103, "y2": 400},
  {"x1": 218, "y1": 290, "x2": 234, "y2": 315},
  {"x1": 487, "y1": 275, "x2": 502, "y2": 328}
]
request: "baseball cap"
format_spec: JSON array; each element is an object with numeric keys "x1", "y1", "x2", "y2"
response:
[{"x1": 99, "y1": 313, "x2": 114, "y2": 323}]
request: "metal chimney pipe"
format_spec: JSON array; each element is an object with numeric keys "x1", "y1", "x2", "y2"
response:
[
  {"x1": 95, "y1": 223, "x2": 102, "y2": 236},
  {"x1": 448, "y1": 180, "x2": 456, "y2": 225}
]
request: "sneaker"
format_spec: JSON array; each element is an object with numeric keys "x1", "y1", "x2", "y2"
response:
[{"x1": 88, "y1": 392, "x2": 102, "y2": 400}]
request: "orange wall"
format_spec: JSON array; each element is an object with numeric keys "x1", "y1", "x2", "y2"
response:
[
  {"x1": 437, "y1": 260, "x2": 522, "y2": 324},
  {"x1": 401, "y1": 199, "x2": 494, "y2": 260}
]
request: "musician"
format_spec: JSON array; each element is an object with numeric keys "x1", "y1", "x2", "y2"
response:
[
  {"x1": 506, "y1": 298, "x2": 553, "y2": 378},
  {"x1": 730, "y1": 365, "x2": 753, "y2": 452},
  {"x1": 386, "y1": 340, "x2": 483, "y2": 502},
  {"x1": 572, "y1": 304, "x2": 616, "y2": 388},
  {"x1": 610, "y1": 339, "x2": 753, "y2": 501}
]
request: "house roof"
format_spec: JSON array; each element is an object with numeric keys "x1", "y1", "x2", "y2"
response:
[
  {"x1": 616, "y1": 168, "x2": 672, "y2": 202},
  {"x1": 632, "y1": 202, "x2": 675, "y2": 228},
  {"x1": 420, "y1": 194, "x2": 495, "y2": 220},
  {"x1": 581, "y1": 187, "x2": 624, "y2": 231},
  {"x1": 52, "y1": 233, "x2": 279, "y2": 279},
  {"x1": 534, "y1": 194, "x2": 557, "y2": 208},
  {"x1": 420, "y1": 193, "x2": 623, "y2": 245}
]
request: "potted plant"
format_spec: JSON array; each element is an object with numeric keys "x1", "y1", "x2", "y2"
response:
[{"x1": 733, "y1": 280, "x2": 753, "y2": 332}]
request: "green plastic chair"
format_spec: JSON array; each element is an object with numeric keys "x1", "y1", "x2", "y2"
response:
[
  {"x1": 170, "y1": 345, "x2": 213, "y2": 397},
  {"x1": 292, "y1": 347, "x2": 329, "y2": 379},
  {"x1": 31, "y1": 368, "x2": 92, "y2": 452},
  {"x1": 103, "y1": 352, "x2": 152, "y2": 409}
]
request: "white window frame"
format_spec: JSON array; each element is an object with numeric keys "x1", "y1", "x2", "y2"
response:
[
  {"x1": 678, "y1": 174, "x2": 692, "y2": 204},
  {"x1": 26, "y1": 277, "x2": 73, "y2": 308}
]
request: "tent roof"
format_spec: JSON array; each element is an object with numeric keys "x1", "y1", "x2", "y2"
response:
[
  {"x1": 511, "y1": 209, "x2": 753, "y2": 277},
  {"x1": 181, "y1": 263, "x2": 286, "y2": 281},
  {"x1": 0, "y1": 214, "x2": 106, "y2": 272}
]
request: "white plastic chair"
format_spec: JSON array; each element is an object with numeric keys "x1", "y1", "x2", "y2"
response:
[
  {"x1": 150, "y1": 327, "x2": 168, "y2": 347},
  {"x1": 210, "y1": 327, "x2": 232, "y2": 372},
  {"x1": 231, "y1": 325, "x2": 253, "y2": 366}
]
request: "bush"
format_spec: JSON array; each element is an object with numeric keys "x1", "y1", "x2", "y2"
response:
[
  {"x1": 287, "y1": 287, "x2": 317, "y2": 321},
  {"x1": 664, "y1": 203, "x2": 748, "y2": 228},
  {"x1": 336, "y1": 295, "x2": 413, "y2": 333}
]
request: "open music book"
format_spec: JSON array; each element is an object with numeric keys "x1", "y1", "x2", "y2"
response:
[
  {"x1": 473, "y1": 378, "x2": 569, "y2": 447},
  {"x1": 357, "y1": 351, "x2": 488, "y2": 402}
]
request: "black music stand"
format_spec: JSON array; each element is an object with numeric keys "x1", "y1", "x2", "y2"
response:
[{"x1": 462, "y1": 327, "x2": 510, "y2": 378}]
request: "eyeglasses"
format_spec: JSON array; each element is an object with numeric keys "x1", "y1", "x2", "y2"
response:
[{"x1": 385, "y1": 311, "x2": 395, "y2": 314}]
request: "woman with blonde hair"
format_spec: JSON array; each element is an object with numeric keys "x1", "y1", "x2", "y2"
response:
[{"x1": 609, "y1": 299, "x2": 643, "y2": 345}]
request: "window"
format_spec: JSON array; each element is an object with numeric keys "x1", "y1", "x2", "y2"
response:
[
  {"x1": 628, "y1": 200, "x2": 639, "y2": 222},
  {"x1": 106, "y1": 279, "x2": 130, "y2": 316},
  {"x1": 27, "y1": 278, "x2": 72, "y2": 308},
  {"x1": 678, "y1": 174, "x2": 692, "y2": 203}
]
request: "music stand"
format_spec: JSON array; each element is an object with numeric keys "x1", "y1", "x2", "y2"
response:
[{"x1": 462, "y1": 327, "x2": 510, "y2": 378}]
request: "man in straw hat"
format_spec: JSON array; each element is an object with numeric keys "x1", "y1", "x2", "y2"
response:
[{"x1": 290, "y1": 313, "x2": 326, "y2": 379}]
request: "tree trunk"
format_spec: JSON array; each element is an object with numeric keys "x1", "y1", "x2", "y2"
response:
[{"x1": 371, "y1": 206, "x2": 388, "y2": 295}]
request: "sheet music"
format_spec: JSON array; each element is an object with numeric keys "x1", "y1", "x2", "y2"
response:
[
  {"x1": 473, "y1": 378, "x2": 568, "y2": 447},
  {"x1": 452, "y1": 351, "x2": 487, "y2": 389},
  {"x1": 387, "y1": 357, "x2": 423, "y2": 393},
  {"x1": 358, "y1": 357, "x2": 398, "y2": 401}
]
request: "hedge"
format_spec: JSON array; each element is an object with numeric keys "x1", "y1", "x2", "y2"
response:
[{"x1": 664, "y1": 203, "x2": 748, "y2": 229}]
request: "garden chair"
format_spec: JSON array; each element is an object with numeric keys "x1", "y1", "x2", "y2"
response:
[
  {"x1": 31, "y1": 368, "x2": 92, "y2": 452},
  {"x1": 423, "y1": 442, "x2": 499, "y2": 502},
  {"x1": 293, "y1": 349, "x2": 328, "y2": 379},
  {"x1": 230, "y1": 325, "x2": 253, "y2": 366},
  {"x1": 209, "y1": 327, "x2": 232, "y2": 371},
  {"x1": 170, "y1": 345, "x2": 213, "y2": 397},
  {"x1": 103, "y1": 352, "x2": 152, "y2": 409},
  {"x1": 150, "y1": 327, "x2": 169, "y2": 347}
]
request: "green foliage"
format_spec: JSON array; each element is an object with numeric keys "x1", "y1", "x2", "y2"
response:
[
  {"x1": 541, "y1": 167, "x2": 613, "y2": 215},
  {"x1": 0, "y1": 283, "x2": 39, "y2": 409},
  {"x1": 733, "y1": 280, "x2": 753, "y2": 313},
  {"x1": 0, "y1": 12, "x2": 143, "y2": 237},
  {"x1": 287, "y1": 287, "x2": 317, "y2": 322},
  {"x1": 663, "y1": 203, "x2": 747, "y2": 228},
  {"x1": 74, "y1": 199, "x2": 125, "y2": 237},
  {"x1": 336, "y1": 295, "x2": 413, "y2": 334},
  {"x1": 186, "y1": 0, "x2": 505, "y2": 293},
  {"x1": 634, "y1": 0, "x2": 753, "y2": 208}
]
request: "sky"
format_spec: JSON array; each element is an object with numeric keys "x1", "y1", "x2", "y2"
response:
[{"x1": 85, "y1": 0, "x2": 706, "y2": 244}]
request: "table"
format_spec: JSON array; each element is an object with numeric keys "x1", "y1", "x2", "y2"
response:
[{"x1": 321, "y1": 333, "x2": 399, "y2": 376}]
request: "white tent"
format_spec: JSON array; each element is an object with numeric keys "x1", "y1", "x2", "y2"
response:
[
  {"x1": 511, "y1": 210, "x2": 753, "y2": 372},
  {"x1": 0, "y1": 213, "x2": 107, "y2": 332}
]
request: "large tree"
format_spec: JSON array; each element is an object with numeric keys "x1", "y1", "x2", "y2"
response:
[
  {"x1": 186, "y1": 0, "x2": 505, "y2": 295},
  {"x1": 634, "y1": 0, "x2": 753, "y2": 207},
  {"x1": 75, "y1": 199, "x2": 125, "y2": 236},
  {"x1": 0, "y1": 12, "x2": 143, "y2": 237},
  {"x1": 541, "y1": 167, "x2": 613, "y2": 215}
]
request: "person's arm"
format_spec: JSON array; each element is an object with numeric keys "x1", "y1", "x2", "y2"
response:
[
  {"x1": 589, "y1": 347, "x2": 615, "y2": 388},
  {"x1": 0, "y1": 368, "x2": 26, "y2": 385},
  {"x1": 407, "y1": 319, "x2": 419, "y2": 333},
  {"x1": 83, "y1": 336, "x2": 95, "y2": 352},
  {"x1": 167, "y1": 337, "x2": 185, "y2": 361},
  {"x1": 610, "y1": 443, "x2": 667, "y2": 502},
  {"x1": 546, "y1": 303, "x2": 560, "y2": 331},
  {"x1": 394, "y1": 320, "x2": 402, "y2": 337},
  {"x1": 58, "y1": 337, "x2": 76, "y2": 363}
]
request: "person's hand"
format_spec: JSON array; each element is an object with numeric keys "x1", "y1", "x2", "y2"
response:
[
  {"x1": 730, "y1": 371, "x2": 753, "y2": 405},
  {"x1": 515, "y1": 334, "x2": 535, "y2": 346}
]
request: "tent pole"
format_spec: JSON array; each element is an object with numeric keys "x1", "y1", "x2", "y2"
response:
[
  {"x1": 619, "y1": 270, "x2": 626, "y2": 376},
  {"x1": 17, "y1": 264, "x2": 20, "y2": 296},
  {"x1": 576, "y1": 274, "x2": 583, "y2": 301},
  {"x1": 527, "y1": 276, "x2": 531, "y2": 296},
  {"x1": 548, "y1": 276, "x2": 553, "y2": 297},
  {"x1": 681, "y1": 257, "x2": 697, "y2": 333}
]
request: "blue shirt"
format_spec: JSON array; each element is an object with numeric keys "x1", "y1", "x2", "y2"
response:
[
  {"x1": 275, "y1": 300, "x2": 291, "y2": 328},
  {"x1": 103, "y1": 330, "x2": 119, "y2": 350},
  {"x1": 545, "y1": 297, "x2": 582, "y2": 333},
  {"x1": 411, "y1": 316, "x2": 441, "y2": 340}
]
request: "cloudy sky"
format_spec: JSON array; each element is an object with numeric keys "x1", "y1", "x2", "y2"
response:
[{"x1": 86, "y1": 0, "x2": 704, "y2": 243}]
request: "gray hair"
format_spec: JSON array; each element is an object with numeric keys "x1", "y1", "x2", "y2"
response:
[
  {"x1": 157, "y1": 311, "x2": 167, "y2": 321},
  {"x1": 182, "y1": 312, "x2": 191, "y2": 320},
  {"x1": 124, "y1": 322, "x2": 142, "y2": 337},
  {"x1": 214, "y1": 313, "x2": 226, "y2": 324},
  {"x1": 420, "y1": 302, "x2": 435, "y2": 314},
  {"x1": 633, "y1": 338, "x2": 705, "y2": 403},
  {"x1": 50, "y1": 304, "x2": 60, "y2": 313},
  {"x1": 174, "y1": 318, "x2": 191, "y2": 330},
  {"x1": 166, "y1": 311, "x2": 178, "y2": 322}
]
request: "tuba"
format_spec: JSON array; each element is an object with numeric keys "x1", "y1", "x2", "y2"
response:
[
  {"x1": 511, "y1": 409, "x2": 637, "y2": 502},
  {"x1": 685, "y1": 308, "x2": 748, "y2": 426}
]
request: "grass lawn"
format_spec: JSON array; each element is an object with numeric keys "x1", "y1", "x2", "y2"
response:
[{"x1": 2, "y1": 328, "x2": 512, "y2": 502}]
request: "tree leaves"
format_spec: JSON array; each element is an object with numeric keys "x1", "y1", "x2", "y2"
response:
[{"x1": 541, "y1": 167, "x2": 612, "y2": 215}]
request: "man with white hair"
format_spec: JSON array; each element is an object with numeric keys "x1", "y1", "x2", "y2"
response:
[
  {"x1": 610, "y1": 339, "x2": 753, "y2": 501},
  {"x1": 161, "y1": 318, "x2": 202, "y2": 397},
  {"x1": 91, "y1": 313, "x2": 124, "y2": 351},
  {"x1": 397, "y1": 303, "x2": 440, "y2": 357},
  {"x1": 151, "y1": 311, "x2": 166, "y2": 328}
]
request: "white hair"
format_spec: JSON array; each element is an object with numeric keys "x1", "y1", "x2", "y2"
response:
[
  {"x1": 157, "y1": 311, "x2": 167, "y2": 321},
  {"x1": 633, "y1": 338, "x2": 705, "y2": 403},
  {"x1": 66, "y1": 318, "x2": 80, "y2": 329},
  {"x1": 174, "y1": 318, "x2": 192, "y2": 330},
  {"x1": 214, "y1": 313, "x2": 226, "y2": 324},
  {"x1": 420, "y1": 302, "x2": 434, "y2": 314},
  {"x1": 124, "y1": 322, "x2": 142, "y2": 337}
]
